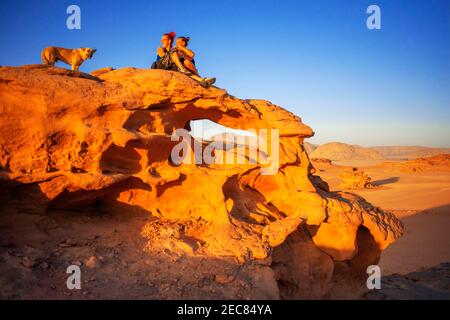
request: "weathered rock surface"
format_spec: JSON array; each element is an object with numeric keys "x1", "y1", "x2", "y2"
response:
[
  {"x1": 339, "y1": 168, "x2": 374, "y2": 190},
  {"x1": 366, "y1": 263, "x2": 450, "y2": 300},
  {"x1": 311, "y1": 158, "x2": 333, "y2": 165},
  {"x1": 0, "y1": 65, "x2": 403, "y2": 299},
  {"x1": 379, "y1": 154, "x2": 450, "y2": 173}
]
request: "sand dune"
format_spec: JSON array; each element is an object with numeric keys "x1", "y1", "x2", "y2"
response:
[{"x1": 313, "y1": 155, "x2": 450, "y2": 276}]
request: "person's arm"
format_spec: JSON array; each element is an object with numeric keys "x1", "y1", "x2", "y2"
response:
[
  {"x1": 157, "y1": 47, "x2": 166, "y2": 58},
  {"x1": 178, "y1": 46, "x2": 195, "y2": 59}
]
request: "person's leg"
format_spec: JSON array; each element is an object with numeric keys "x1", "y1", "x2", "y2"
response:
[
  {"x1": 187, "y1": 73, "x2": 206, "y2": 82},
  {"x1": 170, "y1": 52, "x2": 215, "y2": 86},
  {"x1": 184, "y1": 59, "x2": 199, "y2": 75},
  {"x1": 170, "y1": 52, "x2": 189, "y2": 72}
]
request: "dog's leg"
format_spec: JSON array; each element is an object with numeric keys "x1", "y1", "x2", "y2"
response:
[{"x1": 41, "y1": 50, "x2": 51, "y2": 65}]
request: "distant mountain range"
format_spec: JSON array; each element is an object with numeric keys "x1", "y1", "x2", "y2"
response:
[
  {"x1": 308, "y1": 142, "x2": 381, "y2": 160},
  {"x1": 371, "y1": 146, "x2": 450, "y2": 160},
  {"x1": 306, "y1": 142, "x2": 450, "y2": 161},
  {"x1": 204, "y1": 134, "x2": 449, "y2": 161}
]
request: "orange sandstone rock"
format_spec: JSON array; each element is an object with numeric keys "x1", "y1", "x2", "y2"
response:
[
  {"x1": 339, "y1": 167, "x2": 374, "y2": 190},
  {"x1": 0, "y1": 65, "x2": 403, "y2": 298}
]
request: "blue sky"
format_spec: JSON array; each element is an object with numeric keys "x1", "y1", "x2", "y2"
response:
[{"x1": 1, "y1": 0, "x2": 449, "y2": 147}]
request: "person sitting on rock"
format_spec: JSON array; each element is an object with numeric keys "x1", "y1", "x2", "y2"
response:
[
  {"x1": 175, "y1": 36, "x2": 198, "y2": 75},
  {"x1": 151, "y1": 32, "x2": 215, "y2": 87},
  {"x1": 175, "y1": 36, "x2": 215, "y2": 85}
]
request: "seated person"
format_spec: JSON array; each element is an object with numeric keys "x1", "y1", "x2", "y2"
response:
[
  {"x1": 151, "y1": 32, "x2": 215, "y2": 87},
  {"x1": 151, "y1": 32, "x2": 180, "y2": 71},
  {"x1": 175, "y1": 36, "x2": 198, "y2": 75}
]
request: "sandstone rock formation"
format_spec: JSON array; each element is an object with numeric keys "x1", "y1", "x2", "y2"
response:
[
  {"x1": 0, "y1": 65, "x2": 403, "y2": 299},
  {"x1": 339, "y1": 168, "x2": 374, "y2": 190},
  {"x1": 373, "y1": 146, "x2": 450, "y2": 160},
  {"x1": 311, "y1": 158, "x2": 333, "y2": 165},
  {"x1": 379, "y1": 154, "x2": 450, "y2": 173},
  {"x1": 90, "y1": 66, "x2": 115, "y2": 77},
  {"x1": 366, "y1": 262, "x2": 450, "y2": 300},
  {"x1": 311, "y1": 142, "x2": 381, "y2": 161}
]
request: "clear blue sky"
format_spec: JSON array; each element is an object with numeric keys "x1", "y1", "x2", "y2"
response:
[{"x1": 1, "y1": 0, "x2": 449, "y2": 147}]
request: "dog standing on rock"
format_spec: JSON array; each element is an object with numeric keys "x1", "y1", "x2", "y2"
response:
[{"x1": 41, "y1": 47, "x2": 96, "y2": 71}]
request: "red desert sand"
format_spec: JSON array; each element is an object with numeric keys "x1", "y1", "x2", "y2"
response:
[{"x1": 312, "y1": 155, "x2": 450, "y2": 277}]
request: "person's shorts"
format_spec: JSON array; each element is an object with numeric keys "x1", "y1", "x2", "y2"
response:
[
  {"x1": 179, "y1": 57, "x2": 196, "y2": 65},
  {"x1": 151, "y1": 60, "x2": 179, "y2": 71}
]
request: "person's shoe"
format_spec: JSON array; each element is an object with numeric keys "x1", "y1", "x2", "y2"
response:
[
  {"x1": 199, "y1": 79, "x2": 209, "y2": 87},
  {"x1": 204, "y1": 77, "x2": 216, "y2": 86}
]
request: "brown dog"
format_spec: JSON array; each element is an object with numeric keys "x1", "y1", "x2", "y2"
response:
[{"x1": 41, "y1": 47, "x2": 96, "y2": 71}]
